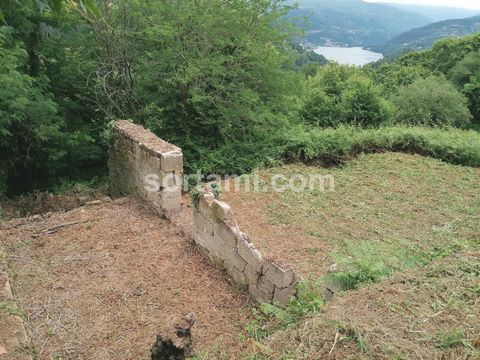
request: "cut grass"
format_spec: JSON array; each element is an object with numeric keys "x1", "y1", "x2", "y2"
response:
[
  {"x1": 247, "y1": 252, "x2": 480, "y2": 359},
  {"x1": 222, "y1": 152, "x2": 480, "y2": 286}
]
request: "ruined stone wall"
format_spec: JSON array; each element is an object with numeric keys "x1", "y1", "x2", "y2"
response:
[
  {"x1": 108, "y1": 120, "x2": 183, "y2": 214},
  {"x1": 193, "y1": 191, "x2": 299, "y2": 305},
  {"x1": 108, "y1": 121, "x2": 299, "y2": 305}
]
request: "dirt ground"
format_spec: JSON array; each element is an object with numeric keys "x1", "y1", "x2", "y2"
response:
[{"x1": 1, "y1": 197, "x2": 254, "y2": 359}]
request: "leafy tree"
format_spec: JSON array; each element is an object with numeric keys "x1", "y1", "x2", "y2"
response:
[
  {"x1": 0, "y1": 27, "x2": 62, "y2": 196},
  {"x1": 301, "y1": 64, "x2": 394, "y2": 127},
  {"x1": 464, "y1": 72, "x2": 480, "y2": 123},
  {"x1": 366, "y1": 63, "x2": 435, "y2": 95},
  {"x1": 338, "y1": 74, "x2": 395, "y2": 127},
  {"x1": 392, "y1": 77, "x2": 472, "y2": 128},
  {"x1": 448, "y1": 51, "x2": 480, "y2": 87},
  {"x1": 123, "y1": 0, "x2": 302, "y2": 173}
]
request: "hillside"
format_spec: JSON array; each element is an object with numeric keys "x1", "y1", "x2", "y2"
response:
[
  {"x1": 290, "y1": 0, "x2": 430, "y2": 47},
  {"x1": 379, "y1": 16, "x2": 480, "y2": 55},
  {"x1": 382, "y1": 3, "x2": 479, "y2": 22}
]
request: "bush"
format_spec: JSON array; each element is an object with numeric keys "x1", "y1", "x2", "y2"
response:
[
  {"x1": 392, "y1": 77, "x2": 473, "y2": 128},
  {"x1": 301, "y1": 64, "x2": 394, "y2": 128},
  {"x1": 282, "y1": 125, "x2": 480, "y2": 167}
]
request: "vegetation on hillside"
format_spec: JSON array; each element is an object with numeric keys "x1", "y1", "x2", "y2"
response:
[
  {"x1": 378, "y1": 15, "x2": 480, "y2": 55},
  {"x1": 290, "y1": 0, "x2": 430, "y2": 48},
  {"x1": 0, "y1": 0, "x2": 479, "y2": 199}
]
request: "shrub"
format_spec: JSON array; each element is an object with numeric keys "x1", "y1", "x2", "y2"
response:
[
  {"x1": 282, "y1": 125, "x2": 480, "y2": 168},
  {"x1": 392, "y1": 77, "x2": 473, "y2": 128},
  {"x1": 301, "y1": 64, "x2": 394, "y2": 128}
]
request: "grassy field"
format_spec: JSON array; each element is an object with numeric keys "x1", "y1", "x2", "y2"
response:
[
  {"x1": 223, "y1": 152, "x2": 479, "y2": 284},
  {"x1": 221, "y1": 152, "x2": 480, "y2": 359}
]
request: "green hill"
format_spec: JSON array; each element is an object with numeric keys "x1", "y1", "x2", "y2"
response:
[
  {"x1": 379, "y1": 16, "x2": 480, "y2": 55},
  {"x1": 382, "y1": 3, "x2": 478, "y2": 22},
  {"x1": 289, "y1": 0, "x2": 431, "y2": 48}
]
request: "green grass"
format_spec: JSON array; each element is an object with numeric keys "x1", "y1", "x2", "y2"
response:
[
  {"x1": 435, "y1": 329, "x2": 475, "y2": 350},
  {"x1": 0, "y1": 301, "x2": 27, "y2": 320},
  {"x1": 224, "y1": 151, "x2": 479, "y2": 294}
]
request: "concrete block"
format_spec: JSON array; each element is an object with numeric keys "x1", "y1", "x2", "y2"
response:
[
  {"x1": 264, "y1": 261, "x2": 294, "y2": 289},
  {"x1": 161, "y1": 151, "x2": 183, "y2": 172}
]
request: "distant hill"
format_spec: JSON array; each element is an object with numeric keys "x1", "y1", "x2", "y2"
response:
[
  {"x1": 381, "y1": 3, "x2": 479, "y2": 22},
  {"x1": 289, "y1": 0, "x2": 432, "y2": 48},
  {"x1": 378, "y1": 16, "x2": 480, "y2": 55}
]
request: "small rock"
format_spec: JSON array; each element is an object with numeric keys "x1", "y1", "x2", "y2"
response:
[
  {"x1": 329, "y1": 263, "x2": 338, "y2": 273},
  {"x1": 86, "y1": 200, "x2": 102, "y2": 206}
]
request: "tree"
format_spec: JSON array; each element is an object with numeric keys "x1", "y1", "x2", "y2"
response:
[
  {"x1": 464, "y1": 72, "x2": 480, "y2": 123},
  {"x1": 367, "y1": 63, "x2": 435, "y2": 95},
  {"x1": 301, "y1": 64, "x2": 394, "y2": 128},
  {"x1": 0, "y1": 27, "x2": 62, "y2": 196},
  {"x1": 392, "y1": 77, "x2": 472, "y2": 128},
  {"x1": 126, "y1": 0, "x2": 301, "y2": 173}
]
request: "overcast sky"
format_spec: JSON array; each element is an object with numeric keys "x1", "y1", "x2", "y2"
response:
[{"x1": 365, "y1": 0, "x2": 480, "y2": 10}]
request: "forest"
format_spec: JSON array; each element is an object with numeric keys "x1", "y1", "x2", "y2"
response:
[{"x1": 1, "y1": 0, "x2": 480, "y2": 198}]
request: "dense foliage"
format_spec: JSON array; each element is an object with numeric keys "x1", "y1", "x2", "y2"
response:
[
  {"x1": 301, "y1": 65, "x2": 394, "y2": 127},
  {"x1": 0, "y1": 0, "x2": 479, "y2": 198},
  {"x1": 392, "y1": 77, "x2": 472, "y2": 128}
]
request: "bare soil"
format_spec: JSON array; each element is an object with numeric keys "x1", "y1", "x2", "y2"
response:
[{"x1": 1, "y1": 197, "x2": 254, "y2": 359}]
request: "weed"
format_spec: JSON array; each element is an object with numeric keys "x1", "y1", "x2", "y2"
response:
[
  {"x1": 0, "y1": 301, "x2": 27, "y2": 320},
  {"x1": 19, "y1": 343, "x2": 38, "y2": 360},
  {"x1": 190, "y1": 186, "x2": 202, "y2": 209},
  {"x1": 335, "y1": 322, "x2": 369, "y2": 352},
  {"x1": 435, "y1": 329, "x2": 474, "y2": 350}
]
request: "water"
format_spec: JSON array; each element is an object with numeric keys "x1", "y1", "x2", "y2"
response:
[{"x1": 313, "y1": 46, "x2": 383, "y2": 66}]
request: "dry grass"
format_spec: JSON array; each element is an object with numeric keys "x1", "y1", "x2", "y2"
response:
[{"x1": 1, "y1": 198, "x2": 254, "y2": 359}]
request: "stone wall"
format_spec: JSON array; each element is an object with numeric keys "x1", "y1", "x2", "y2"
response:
[
  {"x1": 108, "y1": 120, "x2": 183, "y2": 215},
  {"x1": 108, "y1": 121, "x2": 299, "y2": 305},
  {"x1": 193, "y1": 190, "x2": 299, "y2": 305}
]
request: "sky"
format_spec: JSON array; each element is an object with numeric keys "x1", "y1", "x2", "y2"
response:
[{"x1": 365, "y1": 0, "x2": 480, "y2": 10}]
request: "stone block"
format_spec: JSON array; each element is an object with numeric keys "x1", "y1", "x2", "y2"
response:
[
  {"x1": 237, "y1": 238, "x2": 263, "y2": 273},
  {"x1": 211, "y1": 200, "x2": 234, "y2": 223},
  {"x1": 273, "y1": 284, "x2": 297, "y2": 306},
  {"x1": 193, "y1": 211, "x2": 214, "y2": 236},
  {"x1": 197, "y1": 197, "x2": 213, "y2": 218},
  {"x1": 257, "y1": 275, "x2": 275, "y2": 298},
  {"x1": 248, "y1": 284, "x2": 273, "y2": 304},
  {"x1": 214, "y1": 222, "x2": 238, "y2": 248},
  {"x1": 244, "y1": 264, "x2": 262, "y2": 286},
  {"x1": 195, "y1": 230, "x2": 220, "y2": 257},
  {"x1": 229, "y1": 266, "x2": 247, "y2": 287},
  {"x1": 223, "y1": 250, "x2": 247, "y2": 272},
  {"x1": 161, "y1": 151, "x2": 183, "y2": 172},
  {"x1": 264, "y1": 261, "x2": 294, "y2": 289}
]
